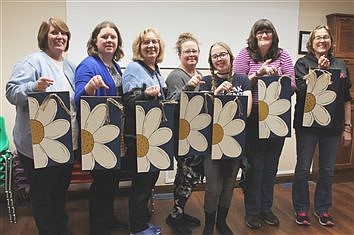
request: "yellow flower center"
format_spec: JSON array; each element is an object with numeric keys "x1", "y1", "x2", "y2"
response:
[
  {"x1": 258, "y1": 100, "x2": 269, "y2": 121},
  {"x1": 81, "y1": 129, "x2": 94, "y2": 155},
  {"x1": 304, "y1": 93, "x2": 316, "y2": 113},
  {"x1": 212, "y1": 123, "x2": 224, "y2": 145},
  {"x1": 179, "y1": 118, "x2": 190, "y2": 140},
  {"x1": 137, "y1": 134, "x2": 149, "y2": 158},
  {"x1": 30, "y1": 119, "x2": 44, "y2": 145}
]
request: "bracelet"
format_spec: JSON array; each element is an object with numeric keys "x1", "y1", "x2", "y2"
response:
[{"x1": 255, "y1": 70, "x2": 261, "y2": 77}]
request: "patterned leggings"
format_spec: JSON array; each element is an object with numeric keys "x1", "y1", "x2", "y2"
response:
[{"x1": 171, "y1": 156, "x2": 202, "y2": 218}]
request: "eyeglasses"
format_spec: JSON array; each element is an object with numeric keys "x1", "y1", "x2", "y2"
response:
[
  {"x1": 256, "y1": 30, "x2": 272, "y2": 37},
  {"x1": 314, "y1": 35, "x2": 330, "y2": 41},
  {"x1": 142, "y1": 38, "x2": 160, "y2": 46},
  {"x1": 211, "y1": 52, "x2": 229, "y2": 60},
  {"x1": 182, "y1": 49, "x2": 199, "y2": 55}
]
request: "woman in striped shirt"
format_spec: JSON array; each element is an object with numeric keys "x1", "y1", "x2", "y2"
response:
[{"x1": 233, "y1": 18, "x2": 295, "y2": 230}]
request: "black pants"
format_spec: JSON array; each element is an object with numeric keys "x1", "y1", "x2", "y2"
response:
[
  {"x1": 19, "y1": 152, "x2": 73, "y2": 235},
  {"x1": 89, "y1": 169, "x2": 120, "y2": 234},
  {"x1": 125, "y1": 138, "x2": 159, "y2": 233}
]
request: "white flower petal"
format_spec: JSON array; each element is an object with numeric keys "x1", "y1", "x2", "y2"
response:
[
  {"x1": 211, "y1": 144, "x2": 222, "y2": 160},
  {"x1": 304, "y1": 70, "x2": 316, "y2": 92},
  {"x1": 33, "y1": 144, "x2": 48, "y2": 168},
  {"x1": 213, "y1": 98, "x2": 222, "y2": 122},
  {"x1": 313, "y1": 104, "x2": 331, "y2": 126},
  {"x1": 137, "y1": 156, "x2": 150, "y2": 173},
  {"x1": 41, "y1": 138, "x2": 70, "y2": 163},
  {"x1": 303, "y1": 112, "x2": 314, "y2": 127},
  {"x1": 179, "y1": 92, "x2": 188, "y2": 118},
  {"x1": 267, "y1": 115, "x2": 289, "y2": 137},
  {"x1": 143, "y1": 108, "x2": 162, "y2": 138},
  {"x1": 93, "y1": 125, "x2": 119, "y2": 144},
  {"x1": 92, "y1": 143, "x2": 117, "y2": 169},
  {"x1": 80, "y1": 100, "x2": 90, "y2": 126},
  {"x1": 265, "y1": 81, "x2": 281, "y2": 104},
  {"x1": 178, "y1": 138, "x2": 190, "y2": 156},
  {"x1": 86, "y1": 103, "x2": 107, "y2": 133},
  {"x1": 37, "y1": 99, "x2": 57, "y2": 126},
  {"x1": 219, "y1": 100, "x2": 237, "y2": 126},
  {"x1": 189, "y1": 130, "x2": 208, "y2": 152},
  {"x1": 313, "y1": 72, "x2": 331, "y2": 95},
  {"x1": 185, "y1": 95, "x2": 204, "y2": 122},
  {"x1": 220, "y1": 136, "x2": 242, "y2": 158},
  {"x1": 258, "y1": 80, "x2": 267, "y2": 100},
  {"x1": 82, "y1": 152, "x2": 95, "y2": 170},
  {"x1": 44, "y1": 119, "x2": 70, "y2": 139},
  {"x1": 224, "y1": 119, "x2": 245, "y2": 136},
  {"x1": 28, "y1": 97, "x2": 39, "y2": 119},
  {"x1": 316, "y1": 91, "x2": 336, "y2": 106},
  {"x1": 259, "y1": 121, "x2": 270, "y2": 139},
  {"x1": 136, "y1": 105, "x2": 145, "y2": 134},
  {"x1": 269, "y1": 99, "x2": 290, "y2": 116},
  {"x1": 149, "y1": 127, "x2": 172, "y2": 146},
  {"x1": 190, "y1": 113, "x2": 211, "y2": 131},
  {"x1": 147, "y1": 147, "x2": 170, "y2": 170}
]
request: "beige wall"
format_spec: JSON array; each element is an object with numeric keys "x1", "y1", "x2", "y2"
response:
[{"x1": 1, "y1": 1, "x2": 353, "y2": 185}]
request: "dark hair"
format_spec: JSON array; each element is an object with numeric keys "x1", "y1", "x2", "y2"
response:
[
  {"x1": 175, "y1": 32, "x2": 200, "y2": 55},
  {"x1": 207, "y1": 42, "x2": 234, "y2": 92},
  {"x1": 87, "y1": 21, "x2": 124, "y2": 61},
  {"x1": 246, "y1": 19, "x2": 282, "y2": 62},
  {"x1": 37, "y1": 17, "x2": 71, "y2": 52},
  {"x1": 306, "y1": 25, "x2": 334, "y2": 56}
]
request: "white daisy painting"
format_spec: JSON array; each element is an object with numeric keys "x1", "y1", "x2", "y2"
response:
[
  {"x1": 258, "y1": 76, "x2": 292, "y2": 139},
  {"x1": 302, "y1": 69, "x2": 338, "y2": 127},
  {"x1": 28, "y1": 92, "x2": 73, "y2": 169},
  {"x1": 80, "y1": 97, "x2": 122, "y2": 170},
  {"x1": 211, "y1": 95, "x2": 247, "y2": 160},
  {"x1": 178, "y1": 92, "x2": 212, "y2": 156},
  {"x1": 135, "y1": 100, "x2": 175, "y2": 173}
]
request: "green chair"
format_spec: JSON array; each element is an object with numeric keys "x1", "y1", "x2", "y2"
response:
[{"x1": 0, "y1": 115, "x2": 16, "y2": 223}]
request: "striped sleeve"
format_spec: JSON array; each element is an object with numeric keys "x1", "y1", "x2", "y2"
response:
[{"x1": 233, "y1": 48, "x2": 251, "y2": 75}]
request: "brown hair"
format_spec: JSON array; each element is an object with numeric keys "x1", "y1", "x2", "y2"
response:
[
  {"x1": 175, "y1": 32, "x2": 200, "y2": 55},
  {"x1": 246, "y1": 19, "x2": 281, "y2": 62},
  {"x1": 87, "y1": 21, "x2": 124, "y2": 61},
  {"x1": 207, "y1": 42, "x2": 234, "y2": 92},
  {"x1": 37, "y1": 17, "x2": 71, "y2": 52},
  {"x1": 306, "y1": 25, "x2": 334, "y2": 56},
  {"x1": 132, "y1": 27, "x2": 165, "y2": 64}
]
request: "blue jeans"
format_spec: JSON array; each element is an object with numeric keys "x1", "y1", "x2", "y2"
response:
[
  {"x1": 244, "y1": 116, "x2": 284, "y2": 216},
  {"x1": 292, "y1": 128, "x2": 340, "y2": 214}
]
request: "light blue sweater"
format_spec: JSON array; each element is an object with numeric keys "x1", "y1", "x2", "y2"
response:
[{"x1": 6, "y1": 51, "x2": 76, "y2": 159}]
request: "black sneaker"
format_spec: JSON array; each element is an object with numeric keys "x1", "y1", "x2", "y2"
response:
[
  {"x1": 295, "y1": 211, "x2": 310, "y2": 226},
  {"x1": 315, "y1": 212, "x2": 335, "y2": 226},
  {"x1": 245, "y1": 215, "x2": 262, "y2": 229},
  {"x1": 183, "y1": 213, "x2": 201, "y2": 226},
  {"x1": 260, "y1": 211, "x2": 279, "y2": 226},
  {"x1": 166, "y1": 214, "x2": 192, "y2": 234}
]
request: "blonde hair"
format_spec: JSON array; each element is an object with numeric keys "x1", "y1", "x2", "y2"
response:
[
  {"x1": 132, "y1": 27, "x2": 165, "y2": 63},
  {"x1": 175, "y1": 32, "x2": 200, "y2": 55}
]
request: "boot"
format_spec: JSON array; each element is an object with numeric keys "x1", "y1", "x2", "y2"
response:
[
  {"x1": 216, "y1": 206, "x2": 233, "y2": 235},
  {"x1": 202, "y1": 211, "x2": 216, "y2": 235}
]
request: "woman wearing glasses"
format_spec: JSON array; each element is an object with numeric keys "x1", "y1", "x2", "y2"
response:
[
  {"x1": 165, "y1": 32, "x2": 204, "y2": 235},
  {"x1": 292, "y1": 25, "x2": 351, "y2": 226},
  {"x1": 233, "y1": 19, "x2": 295, "y2": 229},
  {"x1": 122, "y1": 27, "x2": 167, "y2": 235},
  {"x1": 200, "y1": 42, "x2": 252, "y2": 235}
]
